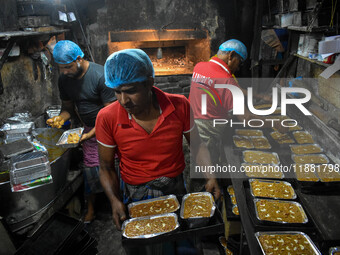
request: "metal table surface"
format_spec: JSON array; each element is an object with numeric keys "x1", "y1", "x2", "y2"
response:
[
  {"x1": 223, "y1": 128, "x2": 340, "y2": 255},
  {"x1": 224, "y1": 141, "x2": 263, "y2": 255}
]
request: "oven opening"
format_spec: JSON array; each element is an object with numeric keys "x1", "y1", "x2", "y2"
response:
[{"x1": 108, "y1": 29, "x2": 211, "y2": 76}]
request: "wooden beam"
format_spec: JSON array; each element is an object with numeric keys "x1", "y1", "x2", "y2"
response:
[{"x1": 110, "y1": 29, "x2": 207, "y2": 42}]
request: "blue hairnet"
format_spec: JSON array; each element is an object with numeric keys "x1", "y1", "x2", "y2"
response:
[
  {"x1": 53, "y1": 40, "x2": 84, "y2": 64},
  {"x1": 219, "y1": 39, "x2": 248, "y2": 61},
  {"x1": 104, "y1": 49, "x2": 155, "y2": 88}
]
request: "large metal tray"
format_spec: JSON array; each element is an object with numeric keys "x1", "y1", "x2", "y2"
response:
[
  {"x1": 127, "y1": 194, "x2": 180, "y2": 218},
  {"x1": 294, "y1": 164, "x2": 320, "y2": 182},
  {"x1": 270, "y1": 130, "x2": 295, "y2": 144},
  {"x1": 0, "y1": 139, "x2": 34, "y2": 158},
  {"x1": 289, "y1": 144, "x2": 323, "y2": 155},
  {"x1": 293, "y1": 130, "x2": 315, "y2": 144},
  {"x1": 4, "y1": 122, "x2": 34, "y2": 134},
  {"x1": 317, "y1": 164, "x2": 340, "y2": 182},
  {"x1": 56, "y1": 127, "x2": 84, "y2": 148},
  {"x1": 242, "y1": 150, "x2": 280, "y2": 165},
  {"x1": 253, "y1": 198, "x2": 308, "y2": 224},
  {"x1": 292, "y1": 153, "x2": 329, "y2": 164},
  {"x1": 235, "y1": 129, "x2": 263, "y2": 137},
  {"x1": 121, "y1": 213, "x2": 179, "y2": 239},
  {"x1": 250, "y1": 136, "x2": 272, "y2": 150},
  {"x1": 241, "y1": 163, "x2": 285, "y2": 179},
  {"x1": 233, "y1": 135, "x2": 254, "y2": 149},
  {"x1": 255, "y1": 231, "x2": 321, "y2": 255},
  {"x1": 180, "y1": 192, "x2": 216, "y2": 228},
  {"x1": 249, "y1": 179, "x2": 297, "y2": 200},
  {"x1": 223, "y1": 187, "x2": 240, "y2": 221},
  {"x1": 10, "y1": 151, "x2": 51, "y2": 185}
]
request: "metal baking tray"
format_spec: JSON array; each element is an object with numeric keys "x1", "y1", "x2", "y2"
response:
[
  {"x1": 180, "y1": 192, "x2": 216, "y2": 228},
  {"x1": 250, "y1": 136, "x2": 272, "y2": 150},
  {"x1": 45, "y1": 105, "x2": 61, "y2": 119},
  {"x1": 230, "y1": 194, "x2": 237, "y2": 205},
  {"x1": 56, "y1": 127, "x2": 84, "y2": 148},
  {"x1": 317, "y1": 164, "x2": 340, "y2": 182},
  {"x1": 269, "y1": 131, "x2": 295, "y2": 144},
  {"x1": 243, "y1": 150, "x2": 280, "y2": 165},
  {"x1": 289, "y1": 144, "x2": 323, "y2": 155},
  {"x1": 128, "y1": 194, "x2": 180, "y2": 218},
  {"x1": 249, "y1": 179, "x2": 297, "y2": 200},
  {"x1": 293, "y1": 130, "x2": 315, "y2": 144},
  {"x1": 219, "y1": 236, "x2": 227, "y2": 248},
  {"x1": 121, "y1": 213, "x2": 179, "y2": 239},
  {"x1": 227, "y1": 185, "x2": 235, "y2": 196},
  {"x1": 223, "y1": 187, "x2": 240, "y2": 222},
  {"x1": 235, "y1": 129, "x2": 263, "y2": 137},
  {"x1": 255, "y1": 231, "x2": 321, "y2": 255},
  {"x1": 232, "y1": 204, "x2": 239, "y2": 216},
  {"x1": 241, "y1": 163, "x2": 285, "y2": 179},
  {"x1": 10, "y1": 151, "x2": 51, "y2": 185},
  {"x1": 5, "y1": 133, "x2": 32, "y2": 144},
  {"x1": 292, "y1": 154, "x2": 329, "y2": 164},
  {"x1": 233, "y1": 135, "x2": 254, "y2": 149},
  {"x1": 329, "y1": 246, "x2": 340, "y2": 255},
  {"x1": 0, "y1": 139, "x2": 34, "y2": 158},
  {"x1": 253, "y1": 198, "x2": 308, "y2": 224},
  {"x1": 4, "y1": 122, "x2": 34, "y2": 134},
  {"x1": 294, "y1": 164, "x2": 320, "y2": 182}
]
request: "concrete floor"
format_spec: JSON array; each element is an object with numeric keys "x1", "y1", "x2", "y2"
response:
[{"x1": 85, "y1": 194, "x2": 222, "y2": 255}]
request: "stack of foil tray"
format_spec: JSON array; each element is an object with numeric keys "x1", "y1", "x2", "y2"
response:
[
  {"x1": 0, "y1": 139, "x2": 34, "y2": 159},
  {"x1": 10, "y1": 151, "x2": 51, "y2": 185},
  {"x1": 1, "y1": 122, "x2": 34, "y2": 143}
]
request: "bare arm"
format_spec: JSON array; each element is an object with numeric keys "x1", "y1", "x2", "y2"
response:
[
  {"x1": 98, "y1": 144, "x2": 127, "y2": 230},
  {"x1": 184, "y1": 126, "x2": 221, "y2": 199},
  {"x1": 80, "y1": 102, "x2": 114, "y2": 142}
]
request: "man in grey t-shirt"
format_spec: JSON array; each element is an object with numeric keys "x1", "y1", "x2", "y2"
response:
[{"x1": 47, "y1": 40, "x2": 116, "y2": 223}]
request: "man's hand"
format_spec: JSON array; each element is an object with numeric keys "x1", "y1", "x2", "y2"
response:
[
  {"x1": 205, "y1": 178, "x2": 221, "y2": 200},
  {"x1": 79, "y1": 133, "x2": 90, "y2": 143},
  {"x1": 111, "y1": 200, "x2": 127, "y2": 231},
  {"x1": 46, "y1": 116, "x2": 65, "y2": 128}
]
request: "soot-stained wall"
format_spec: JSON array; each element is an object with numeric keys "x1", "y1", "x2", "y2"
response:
[
  {"x1": 0, "y1": 55, "x2": 59, "y2": 120},
  {"x1": 86, "y1": 0, "x2": 227, "y2": 65}
]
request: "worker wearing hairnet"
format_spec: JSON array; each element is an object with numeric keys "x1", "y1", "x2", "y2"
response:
[
  {"x1": 189, "y1": 39, "x2": 287, "y2": 191},
  {"x1": 96, "y1": 49, "x2": 220, "y2": 234},
  {"x1": 47, "y1": 40, "x2": 116, "y2": 223}
]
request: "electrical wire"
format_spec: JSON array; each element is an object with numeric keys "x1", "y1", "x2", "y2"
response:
[{"x1": 330, "y1": 0, "x2": 338, "y2": 27}]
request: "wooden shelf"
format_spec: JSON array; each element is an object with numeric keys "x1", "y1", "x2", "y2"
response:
[
  {"x1": 287, "y1": 25, "x2": 335, "y2": 33},
  {"x1": 294, "y1": 53, "x2": 331, "y2": 68},
  {"x1": 261, "y1": 25, "x2": 335, "y2": 33},
  {"x1": 0, "y1": 29, "x2": 69, "y2": 40}
]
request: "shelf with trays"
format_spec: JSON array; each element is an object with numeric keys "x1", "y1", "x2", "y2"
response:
[{"x1": 0, "y1": 29, "x2": 69, "y2": 40}]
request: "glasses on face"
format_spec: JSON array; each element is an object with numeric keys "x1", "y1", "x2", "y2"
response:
[{"x1": 237, "y1": 55, "x2": 244, "y2": 66}]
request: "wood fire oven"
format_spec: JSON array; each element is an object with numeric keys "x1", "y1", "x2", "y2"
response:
[{"x1": 108, "y1": 29, "x2": 211, "y2": 76}]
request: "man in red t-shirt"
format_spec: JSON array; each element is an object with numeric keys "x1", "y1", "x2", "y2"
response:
[
  {"x1": 189, "y1": 40, "x2": 248, "y2": 179},
  {"x1": 96, "y1": 49, "x2": 220, "y2": 231},
  {"x1": 189, "y1": 40, "x2": 287, "y2": 191}
]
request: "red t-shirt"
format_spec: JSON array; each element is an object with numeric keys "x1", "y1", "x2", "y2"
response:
[
  {"x1": 189, "y1": 57, "x2": 240, "y2": 119},
  {"x1": 95, "y1": 87, "x2": 194, "y2": 185}
]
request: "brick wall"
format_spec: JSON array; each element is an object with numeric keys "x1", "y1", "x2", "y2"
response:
[{"x1": 154, "y1": 74, "x2": 192, "y2": 98}]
